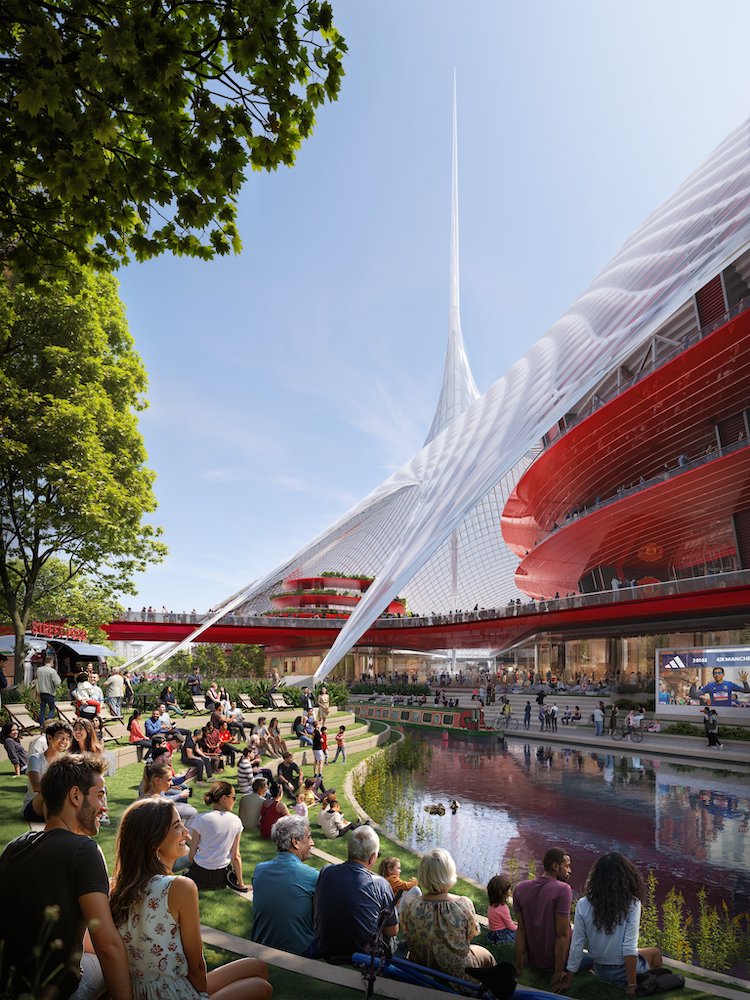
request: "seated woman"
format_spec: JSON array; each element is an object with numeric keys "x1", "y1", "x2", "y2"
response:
[
  {"x1": 23, "y1": 721, "x2": 73, "y2": 822},
  {"x1": 160, "y1": 683, "x2": 186, "y2": 716},
  {"x1": 204, "y1": 682, "x2": 221, "y2": 710},
  {"x1": 0, "y1": 722, "x2": 28, "y2": 776},
  {"x1": 556, "y1": 852, "x2": 662, "y2": 995},
  {"x1": 572, "y1": 706, "x2": 582, "y2": 722},
  {"x1": 127, "y1": 710, "x2": 153, "y2": 761},
  {"x1": 140, "y1": 761, "x2": 198, "y2": 828},
  {"x1": 188, "y1": 781, "x2": 247, "y2": 892},
  {"x1": 267, "y1": 717, "x2": 288, "y2": 755},
  {"x1": 203, "y1": 721, "x2": 236, "y2": 767},
  {"x1": 399, "y1": 848, "x2": 495, "y2": 979},
  {"x1": 259, "y1": 780, "x2": 290, "y2": 839},
  {"x1": 291, "y1": 715, "x2": 313, "y2": 747},
  {"x1": 110, "y1": 797, "x2": 271, "y2": 999}
]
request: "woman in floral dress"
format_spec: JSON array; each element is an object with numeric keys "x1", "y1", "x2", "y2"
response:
[
  {"x1": 399, "y1": 848, "x2": 495, "y2": 978},
  {"x1": 110, "y1": 798, "x2": 272, "y2": 999}
]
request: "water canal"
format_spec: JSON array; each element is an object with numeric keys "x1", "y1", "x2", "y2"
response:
[{"x1": 376, "y1": 734, "x2": 750, "y2": 923}]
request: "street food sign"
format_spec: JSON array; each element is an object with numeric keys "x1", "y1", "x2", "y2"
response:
[
  {"x1": 31, "y1": 621, "x2": 88, "y2": 642},
  {"x1": 656, "y1": 645, "x2": 750, "y2": 719}
]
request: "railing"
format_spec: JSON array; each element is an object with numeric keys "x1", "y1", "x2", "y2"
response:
[
  {"x1": 118, "y1": 566, "x2": 750, "y2": 633},
  {"x1": 541, "y1": 295, "x2": 750, "y2": 450},
  {"x1": 542, "y1": 435, "x2": 750, "y2": 540}
]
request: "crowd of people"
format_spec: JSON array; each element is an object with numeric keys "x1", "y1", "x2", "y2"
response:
[{"x1": 0, "y1": 662, "x2": 701, "y2": 1000}]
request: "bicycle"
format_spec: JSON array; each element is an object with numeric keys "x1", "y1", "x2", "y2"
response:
[
  {"x1": 611, "y1": 725, "x2": 643, "y2": 743},
  {"x1": 495, "y1": 714, "x2": 519, "y2": 731}
]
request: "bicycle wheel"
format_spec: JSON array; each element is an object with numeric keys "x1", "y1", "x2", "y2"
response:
[
  {"x1": 507, "y1": 717, "x2": 519, "y2": 730},
  {"x1": 611, "y1": 728, "x2": 625, "y2": 741},
  {"x1": 630, "y1": 729, "x2": 643, "y2": 743}
]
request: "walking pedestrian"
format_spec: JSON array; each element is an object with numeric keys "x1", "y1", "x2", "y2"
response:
[{"x1": 702, "y1": 707, "x2": 723, "y2": 749}]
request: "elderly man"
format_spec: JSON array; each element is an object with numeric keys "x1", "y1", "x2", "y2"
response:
[
  {"x1": 252, "y1": 815, "x2": 319, "y2": 955},
  {"x1": 313, "y1": 825, "x2": 398, "y2": 961}
]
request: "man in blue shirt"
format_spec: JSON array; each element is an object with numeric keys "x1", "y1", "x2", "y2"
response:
[
  {"x1": 313, "y1": 826, "x2": 397, "y2": 961},
  {"x1": 252, "y1": 815, "x2": 319, "y2": 955},
  {"x1": 698, "y1": 667, "x2": 749, "y2": 707}
]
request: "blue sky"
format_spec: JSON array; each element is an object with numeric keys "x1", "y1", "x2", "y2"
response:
[{"x1": 119, "y1": 0, "x2": 750, "y2": 613}]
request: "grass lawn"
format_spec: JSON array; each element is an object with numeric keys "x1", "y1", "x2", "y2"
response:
[{"x1": 0, "y1": 741, "x2": 718, "y2": 1000}]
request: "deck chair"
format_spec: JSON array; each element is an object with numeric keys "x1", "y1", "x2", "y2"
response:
[
  {"x1": 238, "y1": 693, "x2": 263, "y2": 711},
  {"x1": 269, "y1": 691, "x2": 291, "y2": 710},
  {"x1": 55, "y1": 702, "x2": 78, "y2": 724},
  {"x1": 4, "y1": 703, "x2": 39, "y2": 735},
  {"x1": 190, "y1": 694, "x2": 207, "y2": 715}
]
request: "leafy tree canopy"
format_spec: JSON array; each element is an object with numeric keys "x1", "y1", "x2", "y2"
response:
[
  {"x1": 0, "y1": 267, "x2": 165, "y2": 680},
  {"x1": 0, "y1": 556, "x2": 124, "y2": 647},
  {"x1": 0, "y1": 1, "x2": 346, "y2": 279}
]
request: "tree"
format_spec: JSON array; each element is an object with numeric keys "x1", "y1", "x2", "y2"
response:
[
  {"x1": 0, "y1": 1, "x2": 347, "y2": 280},
  {"x1": 227, "y1": 643, "x2": 266, "y2": 678},
  {"x1": 0, "y1": 557, "x2": 124, "y2": 648},
  {"x1": 0, "y1": 268, "x2": 165, "y2": 682}
]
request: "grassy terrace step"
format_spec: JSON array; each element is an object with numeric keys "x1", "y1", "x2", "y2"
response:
[{"x1": 0, "y1": 721, "x2": 729, "y2": 1000}]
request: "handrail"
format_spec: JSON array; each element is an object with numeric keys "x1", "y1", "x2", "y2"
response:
[
  {"x1": 116, "y1": 567, "x2": 750, "y2": 632},
  {"x1": 541, "y1": 295, "x2": 750, "y2": 450}
]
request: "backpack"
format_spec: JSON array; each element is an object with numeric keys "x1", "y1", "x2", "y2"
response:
[{"x1": 637, "y1": 969, "x2": 686, "y2": 994}]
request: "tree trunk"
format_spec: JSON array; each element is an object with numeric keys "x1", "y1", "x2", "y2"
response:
[{"x1": 13, "y1": 610, "x2": 29, "y2": 686}]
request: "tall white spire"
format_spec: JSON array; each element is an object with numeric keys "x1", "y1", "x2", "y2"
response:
[{"x1": 424, "y1": 73, "x2": 480, "y2": 446}]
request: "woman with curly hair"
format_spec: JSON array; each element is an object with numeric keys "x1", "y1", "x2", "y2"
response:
[
  {"x1": 556, "y1": 852, "x2": 662, "y2": 995},
  {"x1": 111, "y1": 798, "x2": 271, "y2": 999}
]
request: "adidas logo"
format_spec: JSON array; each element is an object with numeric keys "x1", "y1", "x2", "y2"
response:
[{"x1": 665, "y1": 655, "x2": 687, "y2": 670}]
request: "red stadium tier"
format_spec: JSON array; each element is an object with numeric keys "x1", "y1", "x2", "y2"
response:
[{"x1": 502, "y1": 303, "x2": 750, "y2": 597}]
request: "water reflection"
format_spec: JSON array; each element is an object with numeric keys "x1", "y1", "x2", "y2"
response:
[{"x1": 386, "y1": 735, "x2": 750, "y2": 916}]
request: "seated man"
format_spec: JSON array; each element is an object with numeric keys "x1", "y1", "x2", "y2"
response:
[
  {"x1": 239, "y1": 776, "x2": 269, "y2": 834},
  {"x1": 314, "y1": 826, "x2": 398, "y2": 962},
  {"x1": 277, "y1": 752, "x2": 302, "y2": 798},
  {"x1": 514, "y1": 846, "x2": 589, "y2": 990},
  {"x1": 252, "y1": 815, "x2": 319, "y2": 955},
  {"x1": 145, "y1": 707, "x2": 169, "y2": 740}
]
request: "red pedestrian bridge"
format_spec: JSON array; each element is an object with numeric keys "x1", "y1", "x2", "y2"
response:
[{"x1": 105, "y1": 574, "x2": 750, "y2": 653}]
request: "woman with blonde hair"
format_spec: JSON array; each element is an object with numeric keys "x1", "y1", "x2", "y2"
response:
[
  {"x1": 399, "y1": 848, "x2": 495, "y2": 978},
  {"x1": 111, "y1": 798, "x2": 272, "y2": 999}
]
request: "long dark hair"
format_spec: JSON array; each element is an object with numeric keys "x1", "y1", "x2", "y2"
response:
[
  {"x1": 110, "y1": 798, "x2": 175, "y2": 927},
  {"x1": 585, "y1": 852, "x2": 644, "y2": 934},
  {"x1": 72, "y1": 717, "x2": 103, "y2": 753}
]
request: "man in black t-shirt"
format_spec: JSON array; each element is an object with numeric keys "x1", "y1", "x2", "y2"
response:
[
  {"x1": 0, "y1": 755, "x2": 131, "y2": 1000},
  {"x1": 277, "y1": 752, "x2": 302, "y2": 797}
]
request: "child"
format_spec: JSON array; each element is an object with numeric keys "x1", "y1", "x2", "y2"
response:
[
  {"x1": 486, "y1": 874, "x2": 517, "y2": 943},
  {"x1": 312, "y1": 724, "x2": 324, "y2": 777},
  {"x1": 293, "y1": 792, "x2": 309, "y2": 818},
  {"x1": 320, "y1": 725, "x2": 328, "y2": 764},
  {"x1": 333, "y1": 725, "x2": 346, "y2": 763},
  {"x1": 378, "y1": 857, "x2": 420, "y2": 900},
  {"x1": 301, "y1": 776, "x2": 322, "y2": 808}
]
